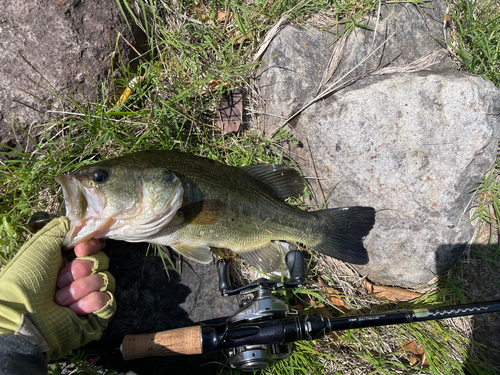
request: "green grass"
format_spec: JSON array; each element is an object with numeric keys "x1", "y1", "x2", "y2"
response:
[
  {"x1": 1, "y1": 0, "x2": 500, "y2": 374},
  {"x1": 446, "y1": 0, "x2": 500, "y2": 86}
]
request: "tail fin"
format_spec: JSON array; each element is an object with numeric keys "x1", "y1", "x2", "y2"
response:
[{"x1": 312, "y1": 206, "x2": 375, "y2": 265}]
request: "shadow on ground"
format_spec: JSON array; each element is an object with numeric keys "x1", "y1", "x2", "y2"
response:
[
  {"x1": 75, "y1": 241, "x2": 500, "y2": 374},
  {"x1": 450, "y1": 244, "x2": 500, "y2": 372},
  {"x1": 80, "y1": 240, "x2": 240, "y2": 375}
]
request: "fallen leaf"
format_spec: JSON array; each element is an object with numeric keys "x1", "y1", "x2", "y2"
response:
[
  {"x1": 291, "y1": 302, "x2": 305, "y2": 312},
  {"x1": 399, "y1": 340, "x2": 429, "y2": 367},
  {"x1": 421, "y1": 354, "x2": 429, "y2": 366},
  {"x1": 216, "y1": 10, "x2": 226, "y2": 23},
  {"x1": 409, "y1": 355, "x2": 420, "y2": 366},
  {"x1": 412, "y1": 346, "x2": 424, "y2": 356},
  {"x1": 234, "y1": 30, "x2": 254, "y2": 44},
  {"x1": 409, "y1": 353, "x2": 429, "y2": 367},
  {"x1": 206, "y1": 79, "x2": 221, "y2": 92},
  {"x1": 317, "y1": 278, "x2": 351, "y2": 312},
  {"x1": 217, "y1": 89, "x2": 243, "y2": 134},
  {"x1": 192, "y1": 5, "x2": 225, "y2": 24},
  {"x1": 198, "y1": 80, "x2": 229, "y2": 96},
  {"x1": 363, "y1": 280, "x2": 423, "y2": 302},
  {"x1": 400, "y1": 340, "x2": 425, "y2": 355}
]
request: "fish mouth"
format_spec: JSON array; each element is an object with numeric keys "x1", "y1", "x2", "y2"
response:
[
  {"x1": 55, "y1": 175, "x2": 86, "y2": 220},
  {"x1": 55, "y1": 175, "x2": 89, "y2": 248}
]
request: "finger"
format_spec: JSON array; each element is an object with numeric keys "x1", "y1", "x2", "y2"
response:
[
  {"x1": 55, "y1": 274, "x2": 105, "y2": 306},
  {"x1": 69, "y1": 291, "x2": 111, "y2": 315},
  {"x1": 57, "y1": 259, "x2": 95, "y2": 288},
  {"x1": 74, "y1": 239, "x2": 103, "y2": 257}
]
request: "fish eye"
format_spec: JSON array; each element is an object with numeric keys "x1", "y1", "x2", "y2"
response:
[{"x1": 92, "y1": 169, "x2": 109, "y2": 183}]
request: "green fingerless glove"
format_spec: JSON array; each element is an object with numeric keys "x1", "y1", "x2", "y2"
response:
[{"x1": 0, "y1": 217, "x2": 116, "y2": 360}]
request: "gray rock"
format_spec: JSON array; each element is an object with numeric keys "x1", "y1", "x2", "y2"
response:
[
  {"x1": 256, "y1": 5, "x2": 500, "y2": 286},
  {"x1": 0, "y1": 0, "x2": 134, "y2": 150},
  {"x1": 256, "y1": 2, "x2": 453, "y2": 136},
  {"x1": 299, "y1": 70, "x2": 500, "y2": 286},
  {"x1": 329, "y1": 1, "x2": 451, "y2": 91}
]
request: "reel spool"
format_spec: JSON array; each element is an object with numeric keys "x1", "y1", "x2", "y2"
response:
[{"x1": 228, "y1": 343, "x2": 291, "y2": 372}]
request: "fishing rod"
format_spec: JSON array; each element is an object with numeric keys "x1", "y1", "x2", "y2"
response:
[{"x1": 118, "y1": 251, "x2": 500, "y2": 372}]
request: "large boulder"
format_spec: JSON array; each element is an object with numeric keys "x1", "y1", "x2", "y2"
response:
[
  {"x1": 0, "y1": 0, "x2": 134, "y2": 150},
  {"x1": 255, "y1": 3, "x2": 500, "y2": 286}
]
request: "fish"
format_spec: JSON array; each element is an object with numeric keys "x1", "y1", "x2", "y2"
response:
[{"x1": 55, "y1": 150, "x2": 376, "y2": 270}]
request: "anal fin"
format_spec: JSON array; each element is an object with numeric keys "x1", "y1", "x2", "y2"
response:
[
  {"x1": 170, "y1": 243, "x2": 213, "y2": 264},
  {"x1": 237, "y1": 241, "x2": 285, "y2": 272}
]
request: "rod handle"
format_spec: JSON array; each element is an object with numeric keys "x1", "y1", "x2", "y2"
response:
[{"x1": 121, "y1": 325, "x2": 202, "y2": 360}]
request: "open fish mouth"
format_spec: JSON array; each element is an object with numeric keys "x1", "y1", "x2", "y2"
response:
[
  {"x1": 55, "y1": 174, "x2": 110, "y2": 247},
  {"x1": 55, "y1": 175, "x2": 86, "y2": 221},
  {"x1": 55, "y1": 175, "x2": 92, "y2": 247},
  {"x1": 55, "y1": 170, "x2": 185, "y2": 249}
]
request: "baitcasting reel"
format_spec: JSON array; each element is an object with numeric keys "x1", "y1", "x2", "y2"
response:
[
  {"x1": 119, "y1": 254, "x2": 500, "y2": 372},
  {"x1": 217, "y1": 250, "x2": 305, "y2": 372}
]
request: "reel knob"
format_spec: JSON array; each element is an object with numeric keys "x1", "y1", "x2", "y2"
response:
[{"x1": 285, "y1": 250, "x2": 305, "y2": 285}]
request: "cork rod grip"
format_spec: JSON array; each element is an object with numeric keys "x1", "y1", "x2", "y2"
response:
[{"x1": 121, "y1": 325, "x2": 203, "y2": 360}]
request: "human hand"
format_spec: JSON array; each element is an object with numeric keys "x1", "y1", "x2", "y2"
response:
[
  {"x1": 55, "y1": 239, "x2": 112, "y2": 315},
  {"x1": 0, "y1": 217, "x2": 116, "y2": 360}
]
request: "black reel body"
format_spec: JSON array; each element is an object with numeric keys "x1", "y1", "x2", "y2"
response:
[{"x1": 217, "y1": 250, "x2": 305, "y2": 371}]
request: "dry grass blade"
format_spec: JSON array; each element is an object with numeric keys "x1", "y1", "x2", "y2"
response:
[
  {"x1": 400, "y1": 340, "x2": 429, "y2": 367},
  {"x1": 252, "y1": 15, "x2": 288, "y2": 63},
  {"x1": 306, "y1": 137, "x2": 325, "y2": 203},
  {"x1": 316, "y1": 33, "x2": 348, "y2": 94},
  {"x1": 371, "y1": 50, "x2": 448, "y2": 75},
  {"x1": 252, "y1": 0, "x2": 314, "y2": 63}
]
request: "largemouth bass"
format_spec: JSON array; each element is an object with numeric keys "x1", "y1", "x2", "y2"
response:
[{"x1": 56, "y1": 150, "x2": 375, "y2": 270}]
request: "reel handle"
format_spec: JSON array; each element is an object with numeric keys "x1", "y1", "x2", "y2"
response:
[
  {"x1": 217, "y1": 259, "x2": 231, "y2": 295},
  {"x1": 285, "y1": 250, "x2": 305, "y2": 285}
]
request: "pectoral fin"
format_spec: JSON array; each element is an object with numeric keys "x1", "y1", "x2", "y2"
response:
[
  {"x1": 237, "y1": 241, "x2": 285, "y2": 272},
  {"x1": 170, "y1": 243, "x2": 213, "y2": 264}
]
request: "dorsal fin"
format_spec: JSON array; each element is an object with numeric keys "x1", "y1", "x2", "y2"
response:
[{"x1": 240, "y1": 164, "x2": 304, "y2": 198}]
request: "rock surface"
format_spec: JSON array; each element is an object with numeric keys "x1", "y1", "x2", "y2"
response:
[
  {"x1": 257, "y1": 2, "x2": 452, "y2": 137},
  {"x1": 256, "y1": 4, "x2": 500, "y2": 286},
  {"x1": 0, "y1": 0, "x2": 134, "y2": 150}
]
